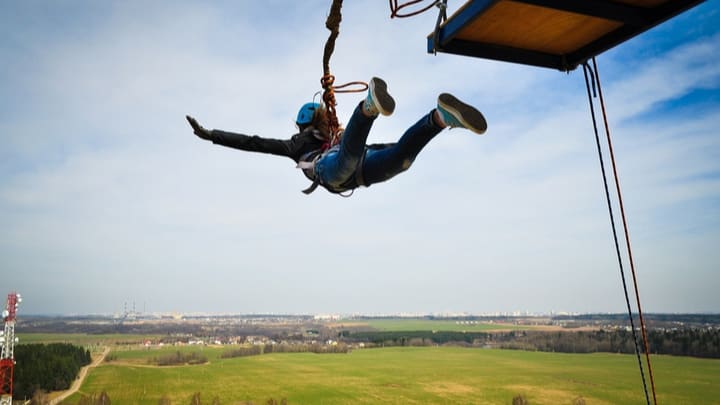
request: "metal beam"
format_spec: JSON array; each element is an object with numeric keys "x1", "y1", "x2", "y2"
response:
[{"x1": 435, "y1": 39, "x2": 571, "y2": 71}]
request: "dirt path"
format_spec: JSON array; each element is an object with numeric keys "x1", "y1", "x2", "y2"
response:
[{"x1": 49, "y1": 346, "x2": 110, "y2": 405}]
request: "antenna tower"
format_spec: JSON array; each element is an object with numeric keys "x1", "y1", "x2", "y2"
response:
[{"x1": 0, "y1": 292, "x2": 21, "y2": 405}]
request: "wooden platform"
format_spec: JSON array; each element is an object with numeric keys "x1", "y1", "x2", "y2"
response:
[{"x1": 428, "y1": 0, "x2": 705, "y2": 71}]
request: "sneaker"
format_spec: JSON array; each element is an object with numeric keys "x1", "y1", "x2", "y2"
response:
[
  {"x1": 364, "y1": 77, "x2": 395, "y2": 117},
  {"x1": 437, "y1": 93, "x2": 487, "y2": 135}
]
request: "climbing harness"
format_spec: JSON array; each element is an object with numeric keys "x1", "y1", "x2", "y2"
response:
[
  {"x1": 298, "y1": 142, "x2": 366, "y2": 198},
  {"x1": 298, "y1": 147, "x2": 334, "y2": 195},
  {"x1": 583, "y1": 57, "x2": 657, "y2": 405}
]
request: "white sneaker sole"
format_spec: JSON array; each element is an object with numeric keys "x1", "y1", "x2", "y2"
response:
[
  {"x1": 370, "y1": 77, "x2": 395, "y2": 116},
  {"x1": 438, "y1": 93, "x2": 487, "y2": 135}
]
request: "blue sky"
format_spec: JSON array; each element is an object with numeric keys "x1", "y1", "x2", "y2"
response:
[{"x1": 1, "y1": 1, "x2": 718, "y2": 316}]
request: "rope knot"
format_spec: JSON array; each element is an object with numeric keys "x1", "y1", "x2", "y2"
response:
[{"x1": 321, "y1": 74, "x2": 336, "y2": 90}]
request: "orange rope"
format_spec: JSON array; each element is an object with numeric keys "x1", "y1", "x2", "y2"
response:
[
  {"x1": 322, "y1": 0, "x2": 342, "y2": 145},
  {"x1": 332, "y1": 81, "x2": 369, "y2": 93},
  {"x1": 322, "y1": 0, "x2": 368, "y2": 146},
  {"x1": 389, "y1": 0, "x2": 440, "y2": 18},
  {"x1": 320, "y1": 76, "x2": 367, "y2": 146},
  {"x1": 388, "y1": 0, "x2": 447, "y2": 54}
]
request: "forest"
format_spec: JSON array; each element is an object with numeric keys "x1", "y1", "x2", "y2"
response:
[{"x1": 13, "y1": 343, "x2": 92, "y2": 400}]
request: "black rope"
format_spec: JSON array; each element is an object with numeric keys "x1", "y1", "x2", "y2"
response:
[{"x1": 582, "y1": 62, "x2": 652, "y2": 405}]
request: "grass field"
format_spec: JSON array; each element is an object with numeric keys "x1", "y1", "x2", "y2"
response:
[{"x1": 63, "y1": 346, "x2": 720, "y2": 404}]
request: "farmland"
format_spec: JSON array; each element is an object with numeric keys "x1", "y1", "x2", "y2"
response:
[
  {"x1": 62, "y1": 345, "x2": 719, "y2": 404},
  {"x1": 17, "y1": 315, "x2": 720, "y2": 404}
]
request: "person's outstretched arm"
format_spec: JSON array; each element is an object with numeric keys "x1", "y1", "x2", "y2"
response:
[{"x1": 186, "y1": 115, "x2": 319, "y2": 161}]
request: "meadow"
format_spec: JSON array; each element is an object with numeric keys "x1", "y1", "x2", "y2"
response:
[{"x1": 64, "y1": 345, "x2": 719, "y2": 404}]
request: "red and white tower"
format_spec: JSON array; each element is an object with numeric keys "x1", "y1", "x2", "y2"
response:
[{"x1": 0, "y1": 292, "x2": 21, "y2": 405}]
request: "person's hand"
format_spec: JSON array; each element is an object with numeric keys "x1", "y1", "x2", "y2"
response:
[{"x1": 186, "y1": 115, "x2": 212, "y2": 140}]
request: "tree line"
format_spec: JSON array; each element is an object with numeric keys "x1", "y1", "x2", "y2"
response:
[
  {"x1": 67, "y1": 391, "x2": 286, "y2": 405},
  {"x1": 14, "y1": 343, "x2": 92, "y2": 400},
  {"x1": 149, "y1": 351, "x2": 208, "y2": 366},
  {"x1": 345, "y1": 330, "x2": 488, "y2": 345},
  {"x1": 499, "y1": 329, "x2": 720, "y2": 358},
  {"x1": 344, "y1": 328, "x2": 720, "y2": 358},
  {"x1": 221, "y1": 342, "x2": 350, "y2": 359}
]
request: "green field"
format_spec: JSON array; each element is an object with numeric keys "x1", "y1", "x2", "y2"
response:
[
  {"x1": 64, "y1": 346, "x2": 719, "y2": 404},
  {"x1": 361, "y1": 319, "x2": 530, "y2": 332}
]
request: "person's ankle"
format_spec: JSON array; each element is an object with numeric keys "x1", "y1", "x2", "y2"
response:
[
  {"x1": 362, "y1": 99, "x2": 379, "y2": 117},
  {"x1": 433, "y1": 109, "x2": 447, "y2": 128}
]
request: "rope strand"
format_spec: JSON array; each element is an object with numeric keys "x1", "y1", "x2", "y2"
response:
[
  {"x1": 321, "y1": 0, "x2": 368, "y2": 147},
  {"x1": 592, "y1": 57, "x2": 658, "y2": 405},
  {"x1": 322, "y1": 0, "x2": 343, "y2": 145},
  {"x1": 389, "y1": 0, "x2": 441, "y2": 18},
  {"x1": 582, "y1": 62, "x2": 652, "y2": 405}
]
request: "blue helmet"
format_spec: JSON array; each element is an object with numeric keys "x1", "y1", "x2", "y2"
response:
[{"x1": 296, "y1": 102, "x2": 320, "y2": 126}]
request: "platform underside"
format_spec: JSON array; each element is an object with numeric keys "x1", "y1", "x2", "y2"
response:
[{"x1": 428, "y1": 0, "x2": 705, "y2": 71}]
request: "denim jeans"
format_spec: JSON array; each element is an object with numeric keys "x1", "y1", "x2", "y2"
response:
[{"x1": 315, "y1": 102, "x2": 443, "y2": 192}]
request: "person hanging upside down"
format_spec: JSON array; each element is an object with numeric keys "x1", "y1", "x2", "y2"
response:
[{"x1": 186, "y1": 77, "x2": 487, "y2": 195}]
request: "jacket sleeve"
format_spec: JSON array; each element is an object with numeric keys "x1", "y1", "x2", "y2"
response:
[
  {"x1": 209, "y1": 129, "x2": 325, "y2": 162},
  {"x1": 210, "y1": 130, "x2": 296, "y2": 159}
]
